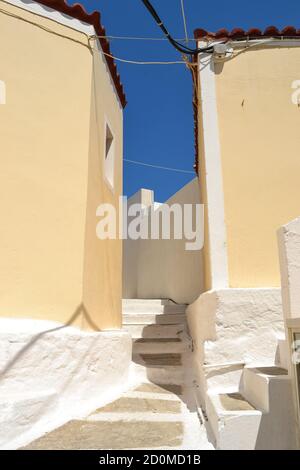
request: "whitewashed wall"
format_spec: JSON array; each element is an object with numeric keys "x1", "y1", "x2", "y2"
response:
[
  {"x1": 278, "y1": 217, "x2": 300, "y2": 322},
  {"x1": 277, "y1": 216, "x2": 300, "y2": 447},
  {"x1": 123, "y1": 178, "x2": 204, "y2": 304},
  {"x1": 187, "y1": 288, "x2": 284, "y2": 402},
  {"x1": 0, "y1": 319, "x2": 132, "y2": 449}
]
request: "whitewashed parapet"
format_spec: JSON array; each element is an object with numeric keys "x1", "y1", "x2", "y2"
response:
[
  {"x1": 0, "y1": 319, "x2": 131, "y2": 449},
  {"x1": 278, "y1": 217, "x2": 300, "y2": 321}
]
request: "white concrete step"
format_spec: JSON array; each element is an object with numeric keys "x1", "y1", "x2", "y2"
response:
[
  {"x1": 122, "y1": 299, "x2": 186, "y2": 315},
  {"x1": 132, "y1": 362, "x2": 184, "y2": 385},
  {"x1": 242, "y1": 366, "x2": 289, "y2": 412},
  {"x1": 123, "y1": 323, "x2": 185, "y2": 339},
  {"x1": 0, "y1": 390, "x2": 58, "y2": 449},
  {"x1": 241, "y1": 365, "x2": 297, "y2": 449},
  {"x1": 123, "y1": 313, "x2": 186, "y2": 325},
  {"x1": 276, "y1": 338, "x2": 289, "y2": 370},
  {"x1": 132, "y1": 338, "x2": 188, "y2": 354},
  {"x1": 133, "y1": 353, "x2": 182, "y2": 367},
  {"x1": 205, "y1": 392, "x2": 262, "y2": 450}
]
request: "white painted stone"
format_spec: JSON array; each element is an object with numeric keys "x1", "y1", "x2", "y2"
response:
[
  {"x1": 278, "y1": 217, "x2": 300, "y2": 321},
  {"x1": 187, "y1": 288, "x2": 283, "y2": 365},
  {"x1": 122, "y1": 299, "x2": 186, "y2": 315},
  {"x1": 205, "y1": 366, "x2": 297, "y2": 449},
  {"x1": 0, "y1": 318, "x2": 132, "y2": 449},
  {"x1": 197, "y1": 45, "x2": 229, "y2": 289},
  {"x1": 205, "y1": 392, "x2": 262, "y2": 450},
  {"x1": 123, "y1": 179, "x2": 204, "y2": 304},
  {"x1": 0, "y1": 391, "x2": 58, "y2": 447},
  {"x1": 123, "y1": 313, "x2": 186, "y2": 325},
  {"x1": 132, "y1": 339, "x2": 188, "y2": 355},
  {"x1": 123, "y1": 323, "x2": 185, "y2": 339},
  {"x1": 242, "y1": 367, "x2": 290, "y2": 412},
  {"x1": 243, "y1": 368, "x2": 297, "y2": 449},
  {"x1": 122, "y1": 390, "x2": 182, "y2": 401},
  {"x1": 132, "y1": 362, "x2": 184, "y2": 385},
  {"x1": 277, "y1": 217, "x2": 300, "y2": 447},
  {"x1": 186, "y1": 288, "x2": 284, "y2": 402},
  {"x1": 203, "y1": 363, "x2": 244, "y2": 395},
  {"x1": 122, "y1": 298, "x2": 214, "y2": 450},
  {"x1": 277, "y1": 338, "x2": 290, "y2": 370}
]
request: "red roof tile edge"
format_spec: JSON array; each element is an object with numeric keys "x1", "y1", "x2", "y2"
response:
[
  {"x1": 194, "y1": 26, "x2": 300, "y2": 41},
  {"x1": 37, "y1": 0, "x2": 126, "y2": 107}
]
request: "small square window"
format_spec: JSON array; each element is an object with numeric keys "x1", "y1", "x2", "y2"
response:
[{"x1": 104, "y1": 123, "x2": 115, "y2": 189}]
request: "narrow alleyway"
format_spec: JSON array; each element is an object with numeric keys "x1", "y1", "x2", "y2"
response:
[{"x1": 23, "y1": 300, "x2": 213, "y2": 450}]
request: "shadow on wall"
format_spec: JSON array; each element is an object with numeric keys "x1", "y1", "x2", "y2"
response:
[
  {"x1": 123, "y1": 178, "x2": 204, "y2": 304},
  {"x1": 0, "y1": 303, "x2": 100, "y2": 381},
  {"x1": 0, "y1": 304, "x2": 131, "y2": 449}
]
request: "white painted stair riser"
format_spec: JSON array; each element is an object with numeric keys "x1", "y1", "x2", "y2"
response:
[
  {"x1": 123, "y1": 323, "x2": 185, "y2": 339},
  {"x1": 132, "y1": 340, "x2": 187, "y2": 354},
  {"x1": 242, "y1": 368, "x2": 290, "y2": 412},
  {"x1": 123, "y1": 313, "x2": 186, "y2": 325},
  {"x1": 132, "y1": 363, "x2": 184, "y2": 385},
  {"x1": 122, "y1": 299, "x2": 186, "y2": 315},
  {"x1": 277, "y1": 339, "x2": 290, "y2": 370},
  {"x1": 205, "y1": 393, "x2": 262, "y2": 450},
  {"x1": 240, "y1": 368, "x2": 297, "y2": 449}
]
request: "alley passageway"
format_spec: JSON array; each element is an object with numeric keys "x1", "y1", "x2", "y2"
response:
[{"x1": 22, "y1": 300, "x2": 212, "y2": 450}]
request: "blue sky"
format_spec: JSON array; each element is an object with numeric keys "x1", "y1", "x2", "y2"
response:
[{"x1": 82, "y1": 0, "x2": 300, "y2": 201}]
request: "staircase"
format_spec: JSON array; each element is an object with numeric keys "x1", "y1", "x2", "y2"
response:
[
  {"x1": 22, "y1": 299, "x2": 213, "y2": 450},
  {"x1": 123, "y1": 299, "x2": 189, "y2": 386},
  {"x1": 19, "y1": 300, "x2": 297, "y2": 450},
  {"x1": 205, "y1": 338, "x2": 298, "y2": 449}
]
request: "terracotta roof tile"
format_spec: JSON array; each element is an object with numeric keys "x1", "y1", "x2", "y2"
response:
[
  {"x1": 37, "y1": 0, "x2": 126, "y2": 107},
  {"x1": 194, "y1": 26, "x2": 300, "y2": 41}
]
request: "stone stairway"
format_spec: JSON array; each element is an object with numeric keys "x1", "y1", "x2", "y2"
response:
[
  {"x1": 205, "y1": 343, "x2": 298, "y2": 450},
  {"x1": 123, "y1": 299, "x2": 188, "y2": 386},
  {"x1": 22, "y1": 299, "x2": 213, "y2": 450}
]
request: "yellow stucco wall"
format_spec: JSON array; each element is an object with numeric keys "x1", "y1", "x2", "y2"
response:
[
  {"x1": 0, "y1": 2, "x2": 123, "y2": 329},
  {"x1": 82, "y1": 40, "x2": 123, "y2": 330},
  {"x1": 214, "y1": 45, "x2": 300, "y2": 287}
]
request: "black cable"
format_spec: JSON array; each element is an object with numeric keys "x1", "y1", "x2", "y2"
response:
[
  {"x1": 140, "y1": 0, "x2": 214, "y2": 55},
  {"x1": 141, "y1": 0, "x2": 195, "y2": 53}
]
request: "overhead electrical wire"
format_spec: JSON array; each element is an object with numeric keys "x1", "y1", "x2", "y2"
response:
[
  {"x1": 100, "y1": 50, "x2": 189, "y2": 65},
  {"x1": 124, "y1": 158, "x2": 194, "y2": 174},
  {"x1": 180, "y1": 0, "x2": 189, "y2": 45},
  {"x1": 140, "y1": 0, "x2": 214, "y2": 55},
  {"x1": 94, "y1": 35, "x2": 195, "y2": 42}
]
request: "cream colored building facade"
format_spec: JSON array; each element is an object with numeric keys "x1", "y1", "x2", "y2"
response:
[
  {"x1": 185, "y1": 28, "x2": 300, "y2": 449},
  {"x1": 195, "y1": 29, "x2": 300, "y2": 290},
  {"x1": 0, "y1": 0, "x2": 133, "y2": 450},
  {"x1": 0, "y1": 0, "x2": 125, "y2": 330}
]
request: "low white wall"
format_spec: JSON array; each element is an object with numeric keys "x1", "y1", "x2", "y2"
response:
[
  {"x1": 187, "y1": 288, "x2": 284, "y2": 400},
  {"x1": 123, "y1": 178, "x2": 204, "y2": 304},
  {"x1": 123, "y1": 189, "x2": 154, "y2": 299},
  {"x1": 277, "y1": 216, "x2": 300, "y2": 447},
  {"x1": 278, "y1": 217, "x2": 300, "y2": 322},
  {"x1": 0, "y1": 318, "x2": 132, "y2": 449}
]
